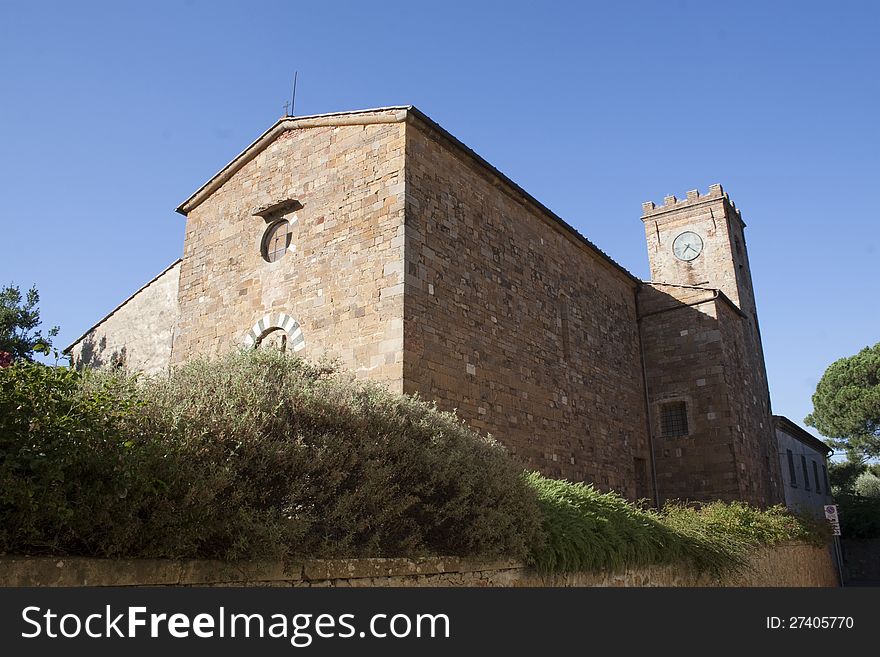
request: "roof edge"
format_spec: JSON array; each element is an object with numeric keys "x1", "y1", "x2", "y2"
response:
[
  {"x1": 641, "y1": 281, "x2": 747, "y2": 319},
  {"x1": 773, "y1": 415, "x2": 833, "y2": 456},
  {"x1": 175, "y1": 106, "x2": 412, "y2": 215},
  {"x1": 174, "y1": 104, "x2": 641, "y2": 286},
  {"x1": 403, "y1": 107, "x2": 640, "y2": 286},
  {"x1": 63, "y1": 259, "x2": 183, "y2": 354}
]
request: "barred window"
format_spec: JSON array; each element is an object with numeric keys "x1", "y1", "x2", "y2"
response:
[
  {"x1": 262, "y1": 219, "x2": 293, "y2": 263},
  {"x1": 787, "y1": 449, "x2": 797, "y2": 488},
  {"x1": 801, "y1": 455, "x2": 811, "y2": 491},
  {"x1": 813, "y1": 460, "x2": 822, "y2": 494},
  {"x1": 660, "y1": 401, "x2": 689, "y2": 438}
]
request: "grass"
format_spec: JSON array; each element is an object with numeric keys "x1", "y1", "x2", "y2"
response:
[{"x1": 526, "y1": 473, "x2": 826, "y2": 577}]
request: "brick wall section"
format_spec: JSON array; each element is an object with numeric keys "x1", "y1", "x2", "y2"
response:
[
  {"x1": 717, "y1": 300, "x2": 781, "y2": 505},
  {"x1": 68, "y1": 261, "x2": 181, "y2": 375},
  {"x1": 173, "y1": 115, "x2": 407, "y2": 390},
  {"x1": 638, "y1": 284, "x2": 739, "y2": 503},
  {"x1": 638, "y1": 283, "x2": 781, "y2": 506},
  {"x1": 0, "y1": 543, "x2": 837, "y2": 587},
  {"x1": 401, "y1": 116, "x2": 651, "y2": 497}
]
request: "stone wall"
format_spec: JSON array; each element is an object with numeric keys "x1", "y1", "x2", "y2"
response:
[
  {"x1": 638, "y1": 284, "x2": 738, "y2": 504},
  {"x1": 401, "y1": 114, "x2": 652, "y2": 498},
  {"x1": 67, "y1": 260, "x2": 181, "y2": 375},
  {"x1": 0, "y1": 543, "x2": 837, "y2": 587},
  {"x1": 637, "y1": 283, "x2": 781, "y2": 506},
  {"x1": 173, "y1": 111, "x2": 407, "y2": 391},
  {"x1": 717, "y1": 299, "x2": 782, "y2": 505}
]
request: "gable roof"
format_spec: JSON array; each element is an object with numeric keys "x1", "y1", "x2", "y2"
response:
[
  {"x1": 176, "y1": 106, "x2": 410, "y2": 216},
  {"x1": 773, "y1": 415, "x2": 832, "y2": 456},
  {"x1": 175, "y1": 105, "x2": 640, "y2": 286}
]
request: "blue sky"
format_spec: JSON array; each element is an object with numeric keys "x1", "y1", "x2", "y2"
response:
[{"x1": 1, "y1": 1, "x2": 877, "y2": 443}]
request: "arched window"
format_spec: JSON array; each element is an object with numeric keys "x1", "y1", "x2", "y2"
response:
[
  {"x1": 256, "y1": 327, "x2": 288, "y2": 352},
  {"x1": 242, "y1": 313, "x2": 305, "y2": 352}
]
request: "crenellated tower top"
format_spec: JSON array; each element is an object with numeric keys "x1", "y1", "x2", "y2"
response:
[{"x1": 641, "y1": 184, "x2": 744, "y2": 225}]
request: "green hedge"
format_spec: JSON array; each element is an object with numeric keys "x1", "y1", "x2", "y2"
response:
[
  {"x1": 0, "y1": 351, "x2": 826, "y2": 575},
  {"x1": 0, "y1": 352, "x2": 541, "y2": 560},
  {"x1": 527, "y1": 474, "x2": 826, "y2": 576}
]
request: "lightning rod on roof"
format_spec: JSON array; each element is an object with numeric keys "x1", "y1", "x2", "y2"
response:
[{"x1": 284, "y1": 71, "x2": 298, "y2": 117}]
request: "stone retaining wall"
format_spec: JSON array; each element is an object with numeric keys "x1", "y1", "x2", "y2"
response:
[{"x1": 0, "y1": 542, "x2": 837, "y2": 587}]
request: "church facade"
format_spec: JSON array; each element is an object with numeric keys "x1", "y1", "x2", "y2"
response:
[{"x1": 66, "y1": 106, "x2": 784, "y2": 507}]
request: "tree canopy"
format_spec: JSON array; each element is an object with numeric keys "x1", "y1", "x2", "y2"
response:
[
  {"x1": 805, "y1": 343, "x2": 880, "y2": 460},
  {"x1": 0, "y1": 283, "x2": 59, "y2": 362}
]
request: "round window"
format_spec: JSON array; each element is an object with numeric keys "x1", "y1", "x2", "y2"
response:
[{"x1": 262, "y1": 220, "x2": 293, "y2": 263}]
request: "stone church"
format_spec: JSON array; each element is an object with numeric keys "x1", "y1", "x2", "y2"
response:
[{"x1": 66, "y1": 106, "x2": 786, "y2": 507}]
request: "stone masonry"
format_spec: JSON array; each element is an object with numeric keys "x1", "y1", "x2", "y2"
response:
[
  {"x1": 402, "y1": 115, "x2": 651, "y2": 496},
  {"x1": 68, "y1": 260, "x2": 181, "y2": 375},
  {"x1": 172, "y1": 112, "x2": 407, "y2": 391},
  {"x1": 66, "y1": 106, "x2": 786, "y2": 507},
  {"x1": 0, "y1": 543, "x2": 837, "y2": 587},
  {"x1": 639, "y1": 188, "x2": 782, "y2": 505}
]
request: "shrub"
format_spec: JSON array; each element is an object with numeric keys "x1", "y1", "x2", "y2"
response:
[
  {"x1": 836, "y1": 494, "x2": 880, "y2": 539},
  {"x1": 526, "y1": 473, "x2": 825, "y2": 576},
  {"x1": 0, "y1": 361, "x2": 148, "y2": 555},
  {"x1": 853, "y1": 472, "x2": 880, "y2": 499},
  {"x1": 0, "y1": 351, "x2": 827, "y2": 573},
  {"x1": 662, "y1": 501, "x2": 828, "y2": 548},
  {"x1": 0, "y1": 352, "x2": 543, "y2": 561}
]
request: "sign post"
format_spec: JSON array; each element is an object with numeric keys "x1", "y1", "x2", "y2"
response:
[{"x1": 824, "y1": 504, "x2": 844, "y2": 586}]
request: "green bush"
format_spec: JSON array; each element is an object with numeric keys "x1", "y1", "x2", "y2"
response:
[
  {"x1": 662, "y1": 501, "x2": 827, "y2": 548},
  {"x1": 0, "y1": 352, "x2": 542, "y2": 560},
  {"x1": 853, "y1": 472, "x2": 880, "y2": 498},
  {"x1": 836, "y1": 494, "x2": 880, "y2": 539},
  {"x1": 0, "y1": 361, "x2": 150, "y2": 555},
  {"x1": 0, "y1": 351, "x2": 827, "y2": 574},
  {"x1": 526, "y1": 473, "x2": 825, "y2": 576}
]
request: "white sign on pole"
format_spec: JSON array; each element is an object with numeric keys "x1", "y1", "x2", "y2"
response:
[{"x1": 824, "y1": 504, "x2": 841, "y2": 536}]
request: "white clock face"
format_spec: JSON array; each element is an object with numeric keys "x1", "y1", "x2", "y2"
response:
[{"x1": 672, "y1": 231, "x2": 703, "y2": 261}]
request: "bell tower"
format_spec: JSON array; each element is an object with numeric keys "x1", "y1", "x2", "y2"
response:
[
  {"x1": 640, "y1": 183, "x2": 757, "y2": 320},
  {"x1": 637, "y1": 184, "x2": 782, "y2": 506}
]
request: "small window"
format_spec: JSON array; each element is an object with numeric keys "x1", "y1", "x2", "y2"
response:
[
  {"x1": 813, "y1": 460, "x2": 822, "y2": 494},
  {"x1": 262, "y1": 219, "x2": 293, "y2": 263},
  {"x1": 559, "y1": 297, "x2": 571, "y2": 361},
  {"x1": 660, "y1": 401, "x2": 689, "y2": 438},
  {"x1": 801, "y1": 455, "x2": 811, "y2": 491},
  {"x1": 787, "y1": 449, "x2": 797, "y2": 488},
  {"x1": 822, "y1": 465, "x2": 830, "y2": 493}
]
